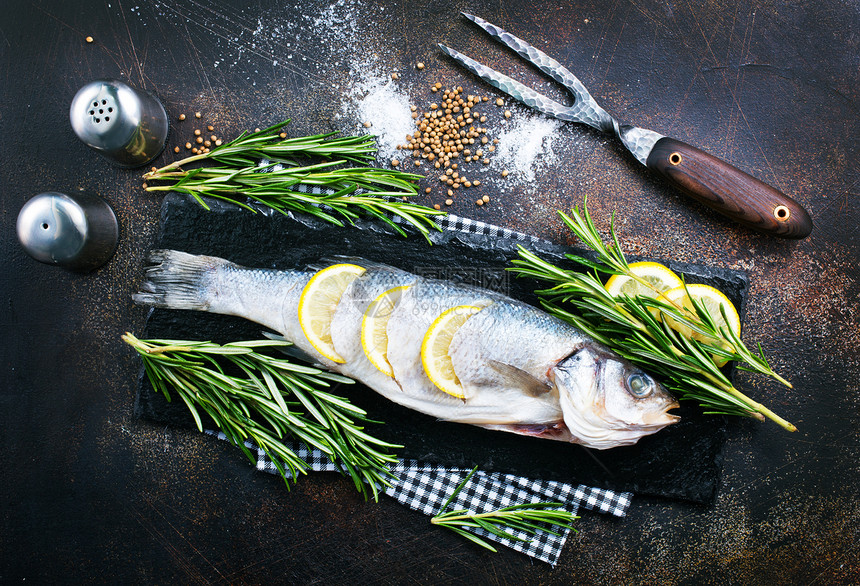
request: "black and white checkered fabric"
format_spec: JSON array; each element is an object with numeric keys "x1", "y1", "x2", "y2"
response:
[
  {"x1": 385, "y1": 461, "x2": 630, "y2": 564},
  {"x1": 216, "y1": 174, "x2": 631, "y2": 564},
  {"x1": 208, "y1": 431, "x2": 631, "y2": 566},
  {"x1": 417, "y1": 210, "x2": 543, "y2": 244},
  {"x1": 258, "y1": 161, "x2": 544, "y2": 244}
]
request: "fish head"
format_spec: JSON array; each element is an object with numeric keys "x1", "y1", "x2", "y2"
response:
[{"x1": 551, "y1": 346, "x2": 679, "y2": 449}]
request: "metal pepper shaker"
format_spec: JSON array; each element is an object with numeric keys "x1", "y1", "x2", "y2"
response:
[
  {"x1": 70, "y1": 79, "x2": 169, "y2": 168},
  {"x1": 16, "y1": 191, "x2": 119, "y2": 272}
]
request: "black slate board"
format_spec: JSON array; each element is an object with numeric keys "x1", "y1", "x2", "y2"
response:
[{"x1": 136, "y1": 194, "x2": 747, "y2": 504}]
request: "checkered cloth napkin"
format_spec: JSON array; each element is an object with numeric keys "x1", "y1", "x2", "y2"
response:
[
  {"x1": 239, "y1": 179, "x2": 633, "y2": 563},
  {"x1": 258, "y1": 161, "x2": 543, "y2": 244},
  {"x1": 207, "y1": 431, "x2": 631, "y2": 566},
  {"x1": 425, "y1": 211, "x2": 543, "y2": 243}
]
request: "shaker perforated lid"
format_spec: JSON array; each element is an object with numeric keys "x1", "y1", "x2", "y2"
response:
[
  {"x1": 16, "y1": 192, "x2": 119, "y2": 272},
  {"x1": 70, "y1": 79, "x2": 168, "y2": 168}
]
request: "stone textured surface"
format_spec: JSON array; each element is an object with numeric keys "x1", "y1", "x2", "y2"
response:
[{"x1": 137, "y1": 194, "x2": 742, "y2": 503}]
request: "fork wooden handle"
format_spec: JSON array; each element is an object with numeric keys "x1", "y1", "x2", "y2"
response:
[{"x1": 646, "y1": 137, "x2": 812, "y2": 239}]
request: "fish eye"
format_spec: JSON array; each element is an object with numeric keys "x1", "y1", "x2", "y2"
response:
[{"x1": 627, "y1": 373, "x2": 653, "y2": 398}]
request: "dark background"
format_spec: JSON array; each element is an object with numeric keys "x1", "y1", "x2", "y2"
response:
[{"x1": 2, "y1": 0, "x2": 858, "y2": 583}]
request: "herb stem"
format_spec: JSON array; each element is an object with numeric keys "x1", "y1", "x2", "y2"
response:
[
  {"x1": 139, "y1": 343, "x2": 196, "y2": 354},
  {"x1": 150, "y1": 152, "x2": 208, "y2": 173},
  {"x1": 430, "y1": 509, "x2": 570, "y2": 524},
  {"x1": 123, "y1": 332, "x2": 401, "y2": 500},
  {"x1": 142, "y1": 120, "x2": 443, "y2": 241},
  {"x1": 431, "y1": 466, "x2": 578, "y2": 552},
  {"x1": 509, "y1": 199, "x2": 796, "y2": 431},
  {"x1": 622, "y1": 318, "x2": 772, "y2": 423}
]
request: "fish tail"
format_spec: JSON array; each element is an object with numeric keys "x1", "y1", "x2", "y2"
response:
[{"x1": 132, "y1": 249, "x2": 231, "y2": 311}]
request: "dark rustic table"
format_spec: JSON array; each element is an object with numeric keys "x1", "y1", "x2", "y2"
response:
[{"x1": 2, "y1": 0, "x2": 858, "y2": 583}]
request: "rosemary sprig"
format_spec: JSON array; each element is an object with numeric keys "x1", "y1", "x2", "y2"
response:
[
  {"x1": 122, "y1": 333, "x2": 400, "y2": 501},
  {"x1": 142, "y1": 120, "x2": 444, "y2": 241},
  {"x1": 509, "y1": 200, "x2": 796, "y2": 431},
  {"x1": 431, "y1": 466, "x2": 578, "y2": 552}
]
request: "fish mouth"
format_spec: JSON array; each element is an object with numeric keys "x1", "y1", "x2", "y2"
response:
[{"x1": 643, "y1": 401, "x2": 681, "y2": 427}]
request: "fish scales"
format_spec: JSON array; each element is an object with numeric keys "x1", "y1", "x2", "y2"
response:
[
  {"x1": 133, "y1": 250, "x2": 679, "y2": 449},
  {"x1": 447, "y1": 302, "x2": 586, "y2": 425},
  {"x1": 386, "y1": 280, "x2": 495, "y2": 410},
  {"x1": 330, "y1": 266, "x2": 416, "y2": 397}
]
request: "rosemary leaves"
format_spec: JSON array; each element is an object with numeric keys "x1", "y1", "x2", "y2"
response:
[
  {"x1": 431, "y1": 466, "x2": 578, "y2": 552},
  {"x1": 143, "y1": 120, "x2": 444, "y2": 241},
  {"x1": 509, "y1": 200, "x2": 796, "y2": 431},
  {"x1": 123, "y1": 333, "x2": 400, "y2": 500}
]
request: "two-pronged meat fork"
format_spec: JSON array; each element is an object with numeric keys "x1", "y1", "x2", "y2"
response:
[{"x1": 440, "y1": 13, "x2": 812, "y2": 238}]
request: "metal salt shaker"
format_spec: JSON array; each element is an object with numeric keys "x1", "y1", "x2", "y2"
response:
[
  {"x1": 69, "y1": 79, "x2": 169, "y2": 167},
  {"x1": 16, "y1": 191, "x2": 119, "y2": 272}
]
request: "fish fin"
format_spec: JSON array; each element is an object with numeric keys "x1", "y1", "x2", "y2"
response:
[
  {"x1": 132, "y1": 249, "x2": 231, "y2": 310},
  {"x1": 480, "y1": 422, "x2": 574, "y2": 442},
  {"x1": 302, "y1": 256, "x2": 357, "y2": 272},
  {"x1": 304, "y1": 257, "x2": 373, "y2": 272},
  {"x1": 278, "y1": 345, "x2": 325, "y2": 368},
  {"x1": 306, "y1": 257, "x2": 411, "y2": 278},
  {"x1": 261, "y1": 331, "x2": 287, "y2": 342},
  {"x1": 487, "y1": 360, "x2": 553, "y2": 397},
  {"x1": 261, "y1": 332, "x2": 324, "y2": 366},
  {"x1": 318, "y1": 256, "x2": 408, "y2": 273},
  {"x1": 304, "y1": 261, "x2": 334, "y2": 272}
]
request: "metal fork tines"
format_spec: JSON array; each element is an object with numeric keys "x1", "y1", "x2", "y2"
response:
[
  {"x1": 439, "y1": 13, "x2": 663, "y2": 165},
  {"x1": 439, "y1": 13, "x2": 814, "y2": 239}
]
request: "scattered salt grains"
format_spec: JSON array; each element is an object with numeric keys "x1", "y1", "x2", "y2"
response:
[
  {"x1": 313, "y1": 0, "x2": 361, "y2": 39},
  {"x1": 130, "y1": 1, "x2": 577, "y2": 209},
  {"x1": 492, "y1": 114, "x2": 563, "y2": 184},
  {"x1": 344, "y1": 64, "x2": 415, "y2": 162}
]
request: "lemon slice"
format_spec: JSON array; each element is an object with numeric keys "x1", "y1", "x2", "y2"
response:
[
  {"x1": 605, "y1": 261, "x2": 684, "y2": 300},
  {"x1": 662, "y1": 283, "x2": 741, "y2": 366},
  {"x1": 298, "y1": 263, "x2": 366, "y2": 363},
  {"x1": 421, "y1": 305, "x2": 482, "y2": 399},
  {"x1": 361, "y1": 285, "x2": 410, "y2": 377}
]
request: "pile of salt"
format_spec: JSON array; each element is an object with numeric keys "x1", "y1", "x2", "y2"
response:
[{"x1": 492, "y1": 114, "x2": 564, "y2": 186}]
